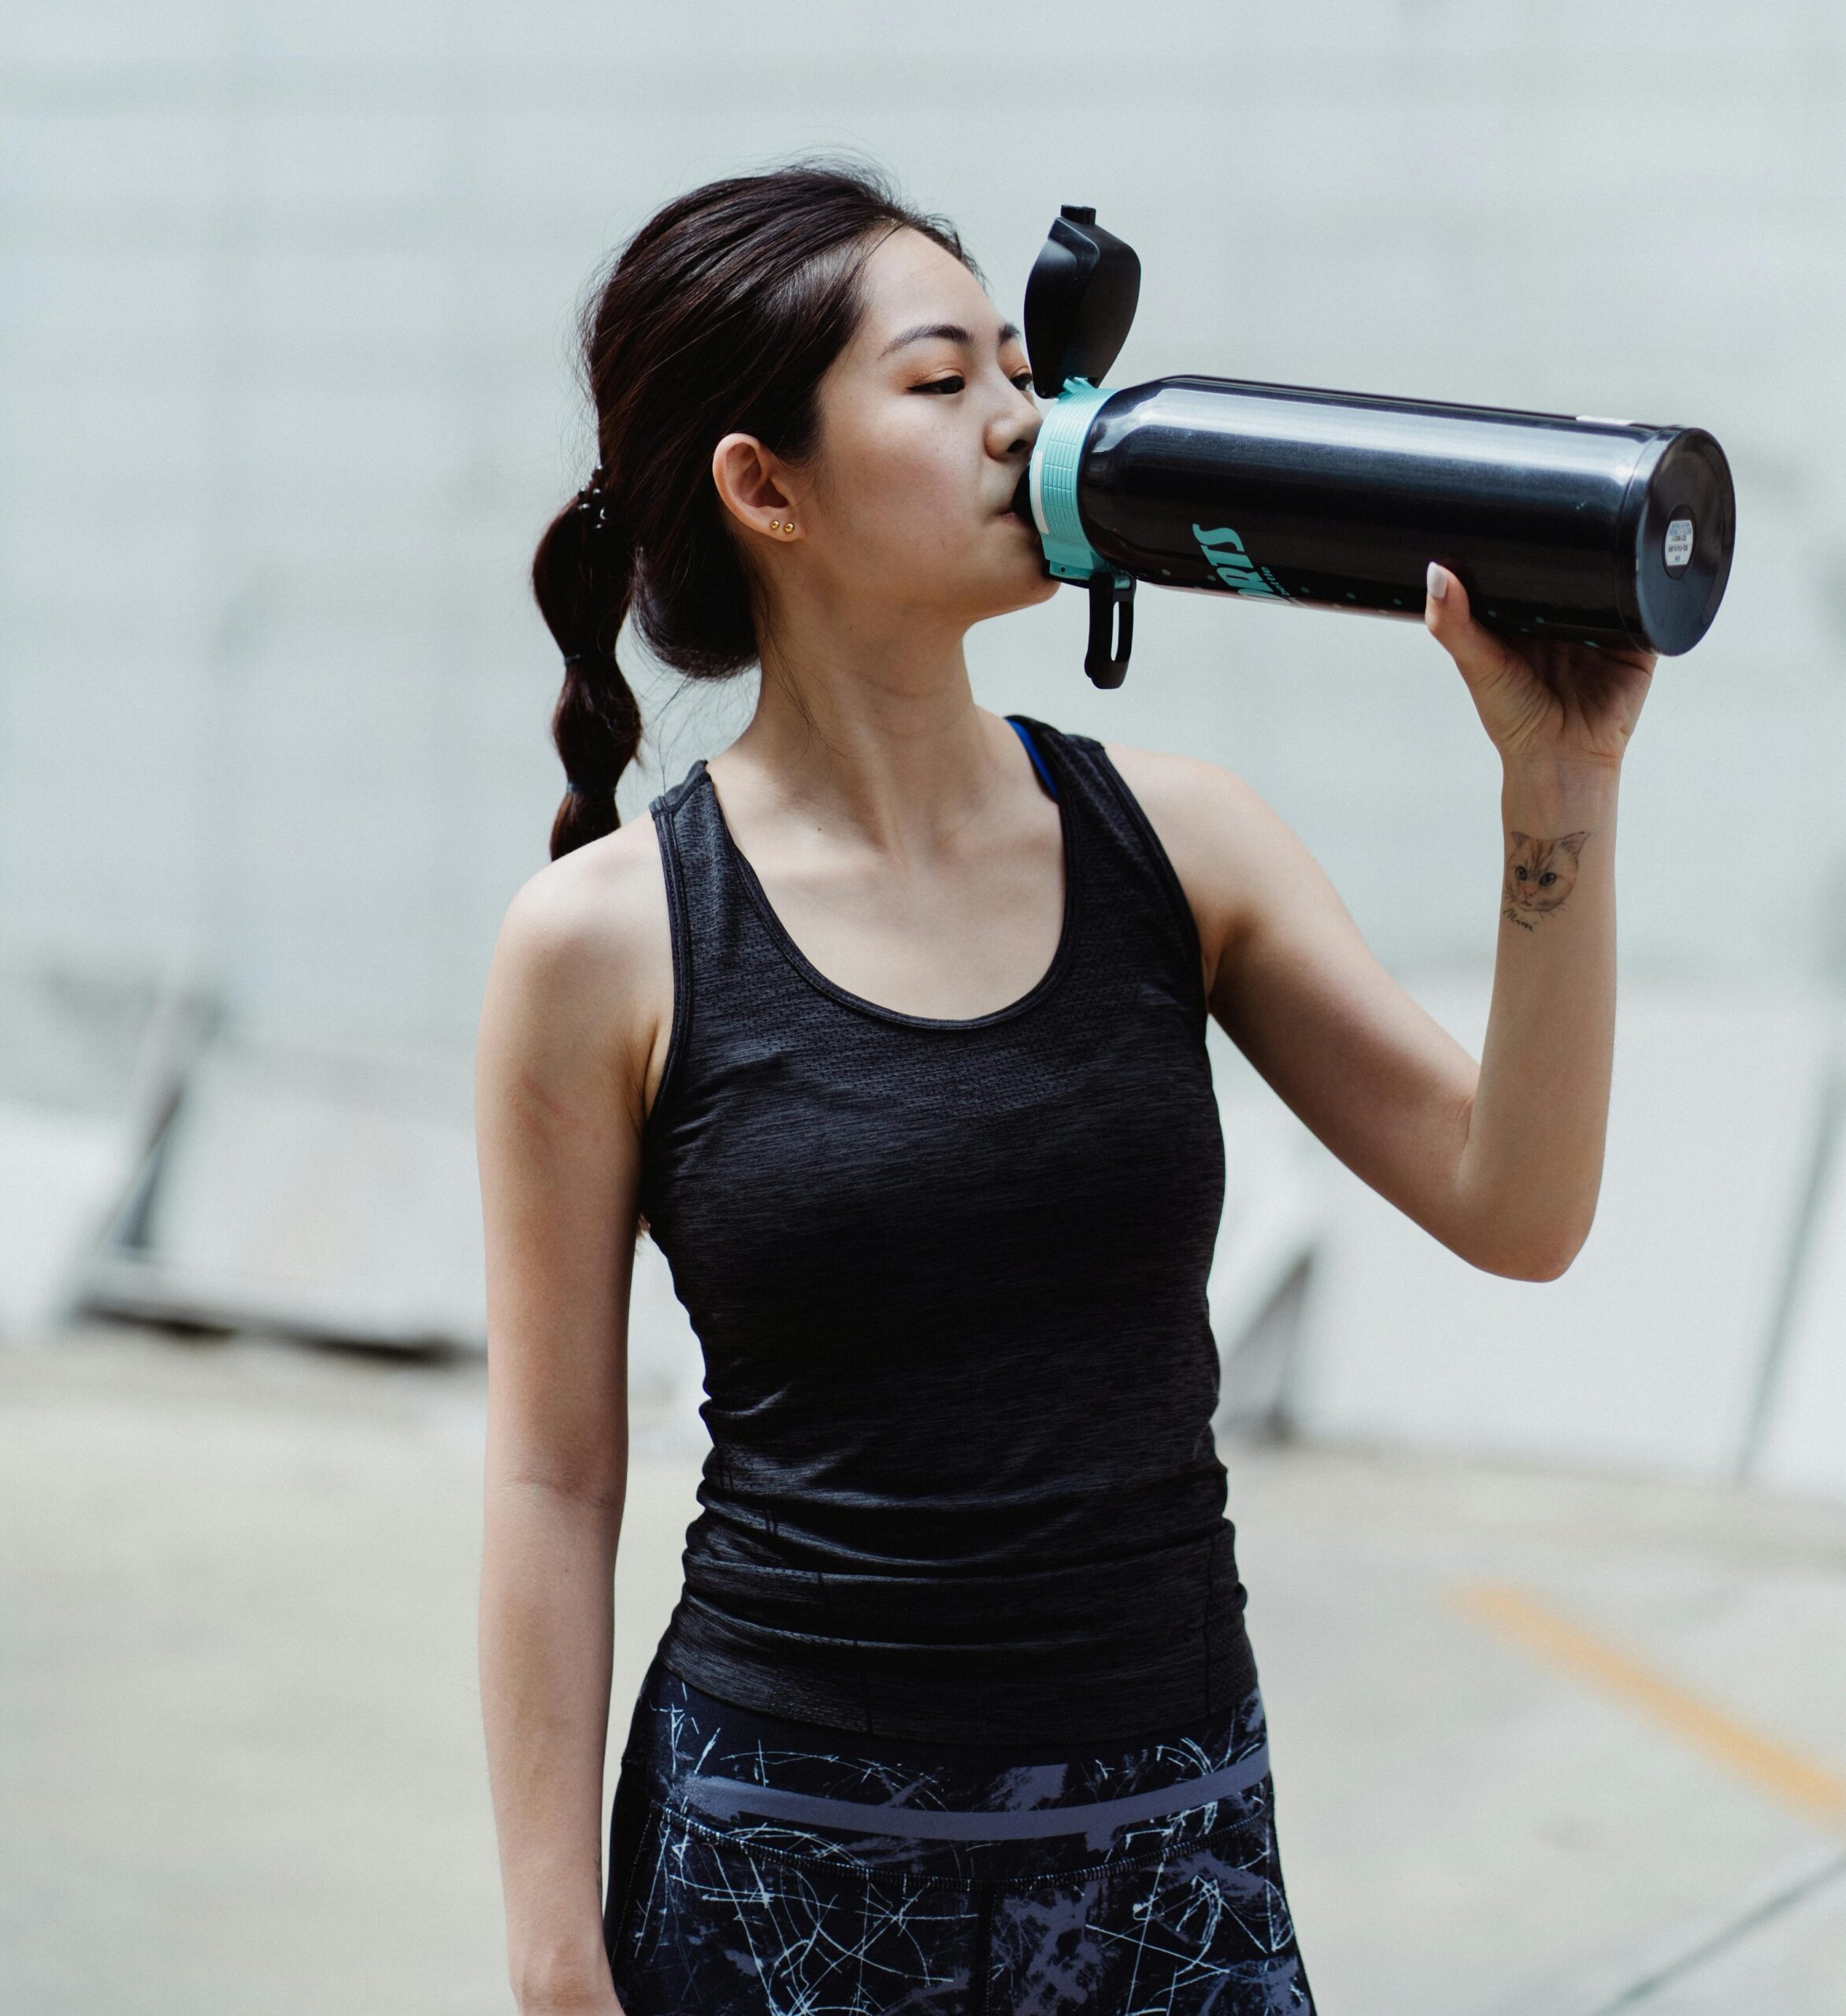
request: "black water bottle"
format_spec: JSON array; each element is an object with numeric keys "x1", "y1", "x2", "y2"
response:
[{"x1": 1021, "y1": 207, "x2": 1736, "y2": 687}]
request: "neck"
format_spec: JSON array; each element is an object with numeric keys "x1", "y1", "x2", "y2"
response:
[{"x1": 730, "y1": 600, "x2": 1004, "y2": 851}]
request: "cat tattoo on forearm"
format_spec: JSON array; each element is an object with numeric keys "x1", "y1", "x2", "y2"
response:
[{"x1": 1503, "y1": 830, "x2": 1589, "y2": 930}]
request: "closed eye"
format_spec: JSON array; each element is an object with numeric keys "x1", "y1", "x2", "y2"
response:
[{"x1": 910, "y1": 370, "x2": 1036, "y2": 396}]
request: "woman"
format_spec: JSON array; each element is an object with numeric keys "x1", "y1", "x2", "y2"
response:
[{"x1": 476, "y1": 165, "x2": 1651, "y2": 2016}]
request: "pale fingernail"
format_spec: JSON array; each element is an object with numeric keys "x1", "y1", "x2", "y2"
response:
[{"x1": 1426, "y1": 561, "x2": 1448, "y2": 602}]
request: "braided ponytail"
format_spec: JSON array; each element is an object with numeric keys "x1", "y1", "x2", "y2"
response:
[
  {"x1": 532, "y1": 160, "x2": 972, "y2": 860},
  {"x1": 532, "y1": 475, "x2": 640, "y2": 858}
]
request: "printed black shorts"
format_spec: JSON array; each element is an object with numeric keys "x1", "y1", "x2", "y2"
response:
[{"x1": 603, "y1": 1657, "x2": 1316, "y2": 2015}]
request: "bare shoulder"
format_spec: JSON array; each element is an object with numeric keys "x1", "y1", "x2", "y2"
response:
[
  {"x1": 1102, "y1": 740, "x2": 1331, "y2": 969},
  {"x1": 1102, "y1": 739, "x2": 1293, "y2": 884},
  {"x1": 1103, "y1": 740, "x2": 1260, "y2": 839},
  {"x1": 480, "y1": 814, "x2": 673, "y2": 1117},
  {"x1": 495, "y1": 814, "x2": 669, "y2": 985}
]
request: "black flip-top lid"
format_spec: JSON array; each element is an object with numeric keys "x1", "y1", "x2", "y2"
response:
[{"x1": 1022, "y1": 206, "x2": 1141, "y2": 399}]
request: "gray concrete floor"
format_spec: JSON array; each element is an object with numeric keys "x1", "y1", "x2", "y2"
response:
[{"x1": 2, "y1": 1325, "x2": 1844, "y2": 2016}]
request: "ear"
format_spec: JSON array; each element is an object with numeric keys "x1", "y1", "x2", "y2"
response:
[
  {"x1": 1558, "y1": 830, "x2": 1589, "y2": 858},
  {"x1": 711, "y1": 433, "x2": 802, "y2": 542},
  {"x1": 1508, "y1": 832, "x2": 1531, "y2": 850}
]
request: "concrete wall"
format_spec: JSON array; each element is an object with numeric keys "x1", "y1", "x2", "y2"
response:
[{"x1": 3, "y1": 2, "x2": 1844, "y2": 1052}]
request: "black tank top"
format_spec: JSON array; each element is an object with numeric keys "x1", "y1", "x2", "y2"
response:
[{"x1": 639, "y1": 717, "x2": 1255, "y2": 1744}]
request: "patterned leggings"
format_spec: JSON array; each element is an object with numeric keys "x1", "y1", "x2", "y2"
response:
[{"x1": 603, "y1": 1658, "x2": 1316, "y2": 2015}]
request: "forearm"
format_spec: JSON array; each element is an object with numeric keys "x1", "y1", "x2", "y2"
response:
[
  {"x1": 480, "y1": 1473, "x2": 625, "y2": 2011},
  {"x1": 1455, "y1": 750, "x2": 1622, "y2": 1277}
]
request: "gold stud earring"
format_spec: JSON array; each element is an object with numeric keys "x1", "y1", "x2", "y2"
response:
[
  {"x1": 769, "y1": 519, "x2": 782, "y2": 532},
  {"x1": 782, "y1": 521, "x2": 795, "y2": 534}
]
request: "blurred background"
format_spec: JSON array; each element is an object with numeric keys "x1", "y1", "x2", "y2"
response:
[{"x1": 2, "y1": 3, "x2": 1844, "y2": 2012}]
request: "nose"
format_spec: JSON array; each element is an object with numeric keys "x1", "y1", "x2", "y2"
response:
[
  {"x1": 994, "y1": 402, "x2": 1039, "y2": 461},
  {"x1": 987, "y1": 362, "x2": 1040, "y2": 522},
  {"x1": 1003, "y1": 412, "x2": 1036, "y2": 521},
  {"x1": 991, "y1": 358, "x2": 1040, "y2": 437},
  {"x1": 992, "y1": 390, "x2": 1039, "y2": 498}
]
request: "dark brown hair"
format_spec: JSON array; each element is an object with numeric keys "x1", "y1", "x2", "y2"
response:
[{"x1": 532, "y1": 161, "x2": 972, "y2": 858}]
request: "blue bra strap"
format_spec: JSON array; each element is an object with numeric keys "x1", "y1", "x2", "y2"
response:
[{"x1": 1006, "y1": 715, "x2": 1060, "y2": 802}]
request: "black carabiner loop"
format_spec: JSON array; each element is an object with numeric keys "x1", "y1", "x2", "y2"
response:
[{"x1": 1084, "y1": 573, "x2": 1135, "y2": 688}]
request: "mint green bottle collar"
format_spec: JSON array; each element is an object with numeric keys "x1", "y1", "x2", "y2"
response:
[{"x1": 1027, "y1": 380, "x2": 1118, "y2": 582}]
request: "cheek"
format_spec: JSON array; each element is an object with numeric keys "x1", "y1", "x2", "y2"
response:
[{"x1": 825, "y1": 420, "x2": 974, "y2": 556}]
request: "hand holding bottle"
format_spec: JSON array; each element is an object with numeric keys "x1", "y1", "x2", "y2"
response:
[{"x1": 1425, "y1": 561, "x2": 1655, "y2": 772}]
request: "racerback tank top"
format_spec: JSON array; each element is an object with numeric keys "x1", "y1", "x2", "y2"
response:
[{"x1": 639, "y1": 717, "x2": 1255, "y2": 1744}]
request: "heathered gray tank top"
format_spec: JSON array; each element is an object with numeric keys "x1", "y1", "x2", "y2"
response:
[{"x1": 638, "y1": 717, "x2": 1255, "y2": 1744}]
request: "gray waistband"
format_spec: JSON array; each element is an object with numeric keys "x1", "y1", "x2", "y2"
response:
[{"x1": 673, "y1": 1742, "x2": 1270, "y2": 1846}]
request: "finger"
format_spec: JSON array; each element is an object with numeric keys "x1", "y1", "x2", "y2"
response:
[{"x1": 1423, "y1": 561, "x2": 1514, "y2": 685}]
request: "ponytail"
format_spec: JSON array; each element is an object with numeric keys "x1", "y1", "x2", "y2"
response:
[{"x1": 533, "y1": 474, "x2": 642, "y2": 859}]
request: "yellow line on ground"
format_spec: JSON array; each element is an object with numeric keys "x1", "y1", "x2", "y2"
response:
[{"x1": 1452, "y1": 1580, "x2": 1846, "y2": 1837}]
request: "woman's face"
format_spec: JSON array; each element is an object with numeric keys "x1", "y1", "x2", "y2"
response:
[{"x1": 779, "y1": 228, "x2": 1057, "y2": 630}]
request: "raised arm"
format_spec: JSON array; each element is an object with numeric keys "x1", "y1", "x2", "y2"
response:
[
  {"x1": 1113, "y1": 565, "x2": 1653, "y2": 1283},
  {"x1": 475, "y1": 823, "x2": 672, "y2": 2015}
]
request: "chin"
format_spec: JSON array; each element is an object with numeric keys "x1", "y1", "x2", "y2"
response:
[
  {"x1": 919, "y1": 534, "x2": 1060, "y2": 624},
  {"x1": 961, "y1": 561, "x2": 1058, "y2": 623},
  {"x1": 1006, "y1": 568, "x2": 1061, "y2": 612},
  {"x1": 995, "y1": 535, "x2": 1060, "y2": 601}
]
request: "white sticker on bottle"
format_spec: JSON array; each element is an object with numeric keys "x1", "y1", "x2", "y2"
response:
[{"x1": 1663, "y1": 516, "x2": 1695, "y2": 570}]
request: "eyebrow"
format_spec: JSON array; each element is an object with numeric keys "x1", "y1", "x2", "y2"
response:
[{"x1": 880, "y1": 319, "x2": 1023, "y2": 358}]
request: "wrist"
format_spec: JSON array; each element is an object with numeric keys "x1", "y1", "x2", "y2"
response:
[
  {"x1": 1498, "y1": 742, "x2": 1622, "y2": 783},
  {"x1": 517, "y1": 1981, "x2": 617, "y2": 2016},
  {"x1": 512, "y1": 1941, "x2": 616, "y2": 2014},
  {"x1": 1499, "y1": 747, "x2": 1621, "y2": 815}
]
